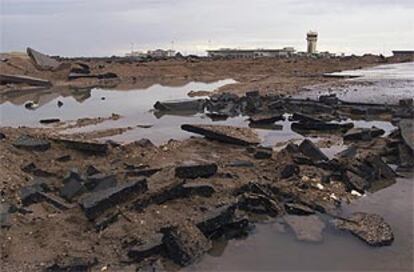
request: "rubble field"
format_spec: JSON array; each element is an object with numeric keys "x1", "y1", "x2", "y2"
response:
[
  {"x1": 1, "y1": 49, "x2": 413, "y2": 271},
  {"x1": 1, "y1": 87, "x2": 413, "y2": 271}
]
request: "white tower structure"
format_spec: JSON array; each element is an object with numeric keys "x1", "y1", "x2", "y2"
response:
[{"x1": 306, "y1": 31, "x2": 318, "y2": 54}]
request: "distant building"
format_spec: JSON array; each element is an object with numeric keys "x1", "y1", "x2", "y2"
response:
[
  {"x1": 147, "y1": 49, "x2": 176, "y2": 58},
  {"x1": 392, "y1": 50, "x2": 414, "y2": 57},
  {"x1": 206, "y1": 47, "x2": 295, "y2": 58},
  {"x1": 125, "y1": 51, "x2": 146, "y2": 57},
  {"x1": 306, "y1": 31, "x2": 318, "y2": 54}
]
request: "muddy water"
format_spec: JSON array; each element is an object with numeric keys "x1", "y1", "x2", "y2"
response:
[{"x1": 187, "y1": 177, "x2": 413, "y2": 271}]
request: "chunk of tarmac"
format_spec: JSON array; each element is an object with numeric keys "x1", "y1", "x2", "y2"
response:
[
  {"x1": 343, "y1": 127, "x2": 385, "y2": 141},
  {"x1": 333, "y1": 212, "x2": 394, "y2": 247},
  {"x1": 181, "y1": 124, "x2": 260, "y2": 146},
  {"x1": 175, "y1": 162, "x2": 218, "y2": 179},
  {"x1": 154, "y1": 99, "x2": 206, "y2": 112},
  {"x1": 79, "y1": 178, "x2": 148, "y2": 220},
  {"x1": 13, "y1": 135, "x2": 51, "y2": 151},
  {"x1": 162, "y1": 222, "x2": 212, "y2": 266},
  {"x1": 299, "y1": 139, "x2": 328, "y2": 161},
  {"x1": 52, "y1": 138, "x2": 108, "y2": 154},
  {"x1": 399, "y1": 119, "x2": 414, "y2": 152},
  {"x1": 27, "y1": 47, "x2": 61, "y2": 71}
]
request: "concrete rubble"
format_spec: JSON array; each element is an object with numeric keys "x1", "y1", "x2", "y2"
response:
[
  {"x1": 0, "y1": 90, "x2": 412, "y2": 270},
  {"x1": 27, "y1": 47, "x2": 62, "y2": 71},
  {"x1": 181, "y1": 124, "x2": 261, "y2": 146}
]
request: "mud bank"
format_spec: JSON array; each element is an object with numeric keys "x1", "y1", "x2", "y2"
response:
[{"x1": 1, "y1": 48, "x2": 410, "y2": 98}]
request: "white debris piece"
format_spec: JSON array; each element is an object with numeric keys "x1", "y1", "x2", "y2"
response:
[{"x1": 351, "y1": 190, "x2": 363, "y2": 197}]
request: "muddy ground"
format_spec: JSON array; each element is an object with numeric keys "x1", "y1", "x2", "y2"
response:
[
  {"x1": 1, "y1": 50, "x2": 411, "y2": 96},
  {"x1": 1, "y1": 50, "x2": 413, "y2": 271}
]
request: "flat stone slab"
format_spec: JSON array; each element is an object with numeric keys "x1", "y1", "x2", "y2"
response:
[
  {"x1": 0, "y1": 73, "x2": 52, "y2": 87},
  {"x1": 333, "y1": 212, "x2": 394, "y2": 246},
  {"x1": 162, "y1": 222, "x2": 211, "y2": 266},
  {"x1": 284, "y1": 215, "x2": 326, "y2": 242},
  {"x1": 52, "y1": 138, "x2": 108, "y2": 154},
  {"x1": 154, "y1": 99, "x2": 206, "y2": 112},
  {"x1": 27, "y1": 47, "x2": 61, "y2": 71},
  {"x1": 249, "y1": 114, "x2": 284, "y2": 124},
  {"x1": 292, "y1": 121, "x2": 353, "y2": 132},
  {"x1": 175, "y1": 162, "x2": 218, "y2": 179},
  {"x1": 343, "y1": 127, "x2": 385, "y2": 141},
  {"x1": 181, "y1": 124, "x2": 260, "y2": 146},
  {"x1": 299, "y1": 139, "x2": 328, "y2": 161},
  {"x1": 399, "y1": 119, "x2": 414, "y2": 152},
  {"x1": 79, "y1": 178, "x2": 148, "y2": 220},
  {"x1": 13, "y1": 135, "x2": 51, "y2": 151}
]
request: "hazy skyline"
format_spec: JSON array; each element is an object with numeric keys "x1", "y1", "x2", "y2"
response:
[{"x1": 1, "y1": 0, "x2": 413, "y2": 56}]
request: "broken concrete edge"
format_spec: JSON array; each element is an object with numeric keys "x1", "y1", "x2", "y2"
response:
[
  {"x1": 50, "y1": 137, "x2": 109, "y2": 154},
  {"x1": 79, "y1": 178, "x2": 148, "y2": 220},
  {"x1": 181, "y1": 124, "x2": 260, "y2": 146}
]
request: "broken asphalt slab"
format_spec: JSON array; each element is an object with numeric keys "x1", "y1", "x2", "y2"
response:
[
  {"x1": 299, "y1": 139, "x2": 328, "y2": 161},
  {"x1": 333, "y1": 212, "x2": 394, "y2": 247},
  {"x1": 51, "y1": 138, "x2": 108, "y2": 154},
  {"x1": 175, "y1": 162, "x2": 218, "y2": 179},
  {"x1": 13, "y1": 135, "x2": 51, "y2": 151},
  {"x1": 343, "y1": 127, "x2": 385, "y2": 141},
  {"x1": 181, "y1": 124, "x2": 260, "y2": 146},
  {"x1": 79, "y1": 178, "x2": 148, "y2": 220},
  {"x1": 154, "y1": 99, "x2": 206, "y2": 112},
  {"x1": 27, "y1": 47, "x2": 61, "y2": 71},
  {"x1": 399, "y1": 119, "x2": 414, "y2": 151},
  {"x1": 161, "y1": 222, "x2": 212, "y2": 266}
]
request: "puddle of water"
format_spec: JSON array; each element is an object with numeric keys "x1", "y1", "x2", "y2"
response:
[
  {"x1": 0, "y1": 79, "x2": 235, "y2": 128},
  {"x1": 302, "y1": 62, "x2": 414, "y2": 104},
  {"x1": 188, "y1": 177, "x2": 413, "y2": 272}
]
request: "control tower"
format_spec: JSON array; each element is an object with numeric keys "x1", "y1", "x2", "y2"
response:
[{"x1": 306, "y1": 31, "x2": 318, "y2": 54}]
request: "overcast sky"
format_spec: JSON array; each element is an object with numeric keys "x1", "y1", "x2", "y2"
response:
[{"x1": 1, "y1": 0, "x2": 413, "y2": 56}]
